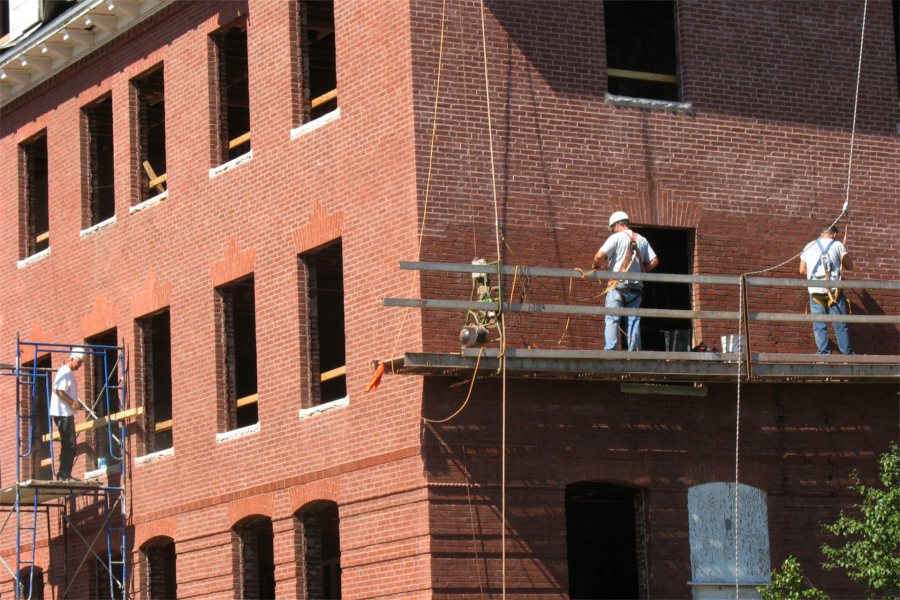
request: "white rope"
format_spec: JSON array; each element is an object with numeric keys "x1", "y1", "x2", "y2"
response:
[
  {"x1": 733, "y1": 7, "x2": 869, "y2": 593},
  {"x1": 477, "y1": 1, "x2": 507, "y2": 597}
]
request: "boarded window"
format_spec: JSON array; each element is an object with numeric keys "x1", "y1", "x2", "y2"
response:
[
  {"x1": 687, "y1": 483, "x2": 771, "y2": 593},
  {"x1": 299, "y1": 241, "x2": 346, "y2": 406},
  {"x1": 565, "y1": 482, "x2": 647, "y2": 599},
  {"x1": 137, "y1": 310, "x2": 173, "y2": 453},
  {"x1": 83, "y1": 95, "x2": 115, "y2": 226},
  {"x1": 85, "y1": 331, "x2": 121, "y2": 469},
  {"x1": 296, "y1": 501, "x2": 341, "y2": 600},
  {"x1": 133, "y1": 65, "x2": 167, "y2": 201},
  {"x1": 604, "y1": 0, "x2": 680, "y2": 101},
  {"x1": 20, "y1": 131, "x2": 49, "y2": 257},
  {"x1": 143, "y1": 537, "x2": 177, "y2": 600},
  {"x1": 235, "y1": 517, "x2": 275, "y2": 600},
  {"x1": 298, "y1": 0, "x2": 337, "y2": 122},
  {"x1": 213, "y1": 21, "x2": 251, "y2": 162},
  {"x1": 216, "y1": 277, "x2": 258, "y2": 430}
]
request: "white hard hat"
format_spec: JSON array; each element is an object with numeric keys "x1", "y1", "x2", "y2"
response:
[
  {"x1": 70, "y1": 347, "x2": 86, "y2": 361},
  {"x1": 608, "y1": 211, "x2": 629, "y2": 227}
]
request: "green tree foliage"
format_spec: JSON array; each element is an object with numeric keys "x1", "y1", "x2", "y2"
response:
[
  {"x1": 759, "y1": 444, "x2": 900, "y2": 600},
  {"x1": 758, "y1": 556, "x2": 828, "y2": 600},
  {"x1": 820, "y1": 443, "x2": 900, "y2": 599}
]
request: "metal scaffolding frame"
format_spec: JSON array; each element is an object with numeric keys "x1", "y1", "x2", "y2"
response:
[{"x1": 0, "y1": 340, "x2": 129, "y2": 600}]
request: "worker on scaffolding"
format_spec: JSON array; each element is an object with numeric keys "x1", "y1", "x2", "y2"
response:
[
  {"x1": 592, "y1": 211, "x2": 659, "y2": 351},
  {"x1": 799, "y1": 224, "x2": 854, "y2": 355},
  {"x1": 50, "y1": 347, "x2": 85, "y2": 481}
]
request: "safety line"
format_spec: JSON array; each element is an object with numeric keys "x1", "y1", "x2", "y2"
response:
[{"x1": 733, "y1": 6, "x2": 869, "y2": 595}]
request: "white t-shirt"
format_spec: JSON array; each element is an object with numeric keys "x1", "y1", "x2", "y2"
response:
[
  {"x1": 800, "y1": 237, "x2": 847, "y2": 294},
  {"x1": 50, "y1": 364, "x2": 77, "y2": 417},
  {"x1": 599, "y1": 229, "x2": 657, "y2": 288}
]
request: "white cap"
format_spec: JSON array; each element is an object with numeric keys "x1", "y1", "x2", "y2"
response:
[
  {"x1": 70, "y1": 347, "x2": 86, "y2": 361},
  {"x1": 608, "y1": 211, "x2": 629, "y2": 227}
]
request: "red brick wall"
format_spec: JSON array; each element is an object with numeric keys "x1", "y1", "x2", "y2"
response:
[{"x1": 0, "y1": 0, "x2": 897, "y2": 598}]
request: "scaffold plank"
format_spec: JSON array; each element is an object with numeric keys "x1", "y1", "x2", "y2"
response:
[{"x1": 0, "y1": 480, "x2": 103, "y2": 505}]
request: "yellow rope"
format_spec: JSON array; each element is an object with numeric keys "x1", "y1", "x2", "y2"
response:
[
  {"x1": 422, "y1": 348, "x2": 485, "y2": 424},
  {"x1": 383, "y1": 0, "x2": 449, "y2": 378}
]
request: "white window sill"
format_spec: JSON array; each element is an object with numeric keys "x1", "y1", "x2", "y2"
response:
[
  {"x1": 136, "y1": 447, "x2": 175, "y2": 465},
  {"x1": 80, "y1": 215, "x2": 116, "y2": 238},
  {"x1": 605, "y1": 92, "x2": 694, "y2": 115},
  {"x1": 17, "y1": 247, "x2": 50, "y2": 268},
  {"x1": 130, "y1": 190, "x2": 168, "y2": 215},
  {"x1": 290, "y1": 107, "x2": 340, "y2": 140},
  {"x1": 209, "y1": 149, "x2": 253, "y2": 178},
  {"x1": 85, "y1": 462, "x2": 122, "y2": 480},
  {"x1": 216, "y1": 421, "x2": 260, "y2": 442},
  {"x1": 299, "y1": 395, "x2": 349, "y2": 419}
]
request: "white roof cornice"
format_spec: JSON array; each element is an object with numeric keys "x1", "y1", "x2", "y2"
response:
[{"x1": 0, "y1": 0, "x2": 176, "y2": 109}]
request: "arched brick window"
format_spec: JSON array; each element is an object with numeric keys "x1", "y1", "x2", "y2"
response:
[{"x1": 295, "y1": 500, "x2": 341, "y2": 599}]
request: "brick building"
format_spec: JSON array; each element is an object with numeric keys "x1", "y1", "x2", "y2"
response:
[{"x1": 0, "y1": 0, "x2": 898, "y2": 598}]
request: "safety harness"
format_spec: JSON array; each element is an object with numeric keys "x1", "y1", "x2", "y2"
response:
[
  {"x1": 602, "y1": 231, "x2": 641, "y2": 296},
  {"x1": 809, "y1": 238, "x2": 839, "y2": 308}
]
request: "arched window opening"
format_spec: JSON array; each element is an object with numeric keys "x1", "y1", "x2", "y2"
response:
[
  {"x1": 296, "y1": 501, "x2": 341, "y2": 600},
  {"x1": 234, "y1": 516, "x2": 275, "y2": 600},
  {"x1": 142, "y1": 536, "x2": 177, "y2": 600}
]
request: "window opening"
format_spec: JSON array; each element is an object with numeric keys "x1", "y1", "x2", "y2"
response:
[
  {"x1": 83, "y1": 95, "x2": 115, "y2": 226},
  {"x1": 18, "y1": 566, "x2": 44, "y2": 600},
  {"x1": 565, "y1": 482, "x2": 646, "y2": 599},
  {"x1": 630, "y1": 227, "x2": 693, "y2": 351},
  {"x1": 235, "y1": 517, "x2": 275, "y2": 600},
  {"x1": 137, "y1": 310, "x2": 173, "y2": 453},
  {"x1": 299, "y1": 0, "x2": 337, "y2": 122},
  {"x1": 143, "y1": 538, "x2": 177, "y2": 600},
  {"x1": 1, "y1": 0, "x2": 10, "y2": 40},
  {"x1": 604, "y1": 0, "x2": 680, "y2": 101},
  {"x1": 296, "y1": 501, "x2": 341, "y2": 600},
  {"x1": 133, "y1": 66, "x2": 167, "y2": 200},
  {"x1": 23, "y1": 355, "x2": 53, "y2": 480},
  {"x1": 300, "y1": 242, "x2": 346, "y2": 406},
  {"x1": 95, "y1": 552, "x2": 125, "y2": 600},
  {"x1": 216, "y1": 276, "x2": 258, "y2": 430},
  {"x1": 893, "y1": 0, "x2": 899, "y2": 99},
  {"x1": 21, "y1": 132, "x2": 49, "y2": 257},
  {"x1": 86, "y1": 329, "x2": 120, "y2": 469},
  {"x1": 214, "y1": 21, "x2": 251, "y2": 162}
]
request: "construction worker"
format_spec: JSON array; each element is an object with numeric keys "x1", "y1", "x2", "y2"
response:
[
  {"x1": 51, "y1": 347, "x2": 85, "y2": 480},
  {"x1": 592, "y1": 211, "x2": 659, "y2": 351},
  {"x1": 799, "y1": 224, "x2": 854, "y2": 355}
]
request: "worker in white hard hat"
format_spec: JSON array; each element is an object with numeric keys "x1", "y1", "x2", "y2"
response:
[
  {"x1": 50, "y1": 347, "x2": 86, "y2": 481},
  {"x1": 592, "y1": 212, "x2": 659, "y2": 351}
]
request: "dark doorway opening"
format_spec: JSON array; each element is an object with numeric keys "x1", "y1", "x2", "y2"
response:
[
  {"x1": 566, "y1": 482, "x2": 645, "y2": 599},
  {"x1": 631, "y1": 226, "x2": 693, "y2": 351}
]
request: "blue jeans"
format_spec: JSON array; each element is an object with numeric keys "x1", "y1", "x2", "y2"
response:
[
  {"x1": 605, "y1": 288, "x2": 642, "y2": 351},
  {"x1": 809, "y1": 294, "x2": 852, "y2": 354}
]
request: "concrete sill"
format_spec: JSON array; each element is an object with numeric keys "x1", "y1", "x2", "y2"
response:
[
  {"x1": 209, "y1": 149, "x2": 254, "y2": 179},
  {"x1": 136, "y1": 447, "x2": 175, "y2": 465},
  {"x1": 605, "y1": 92, "x2": 694, "y2": 115},
  {"x1": 130, "y1": 190, "x2": 168, "y2": 215},
  {"x1": 17, "y1": 247, "x2": 50, "y2": 269},
  {"x1": 299, "y1": 396, "x2": 349, "y2": 419},
  {"x1": 80, "y1": 215, "x2": 116, "y2": 238},
  {"x1": 85, "y1": 462, "x2": 122, "y2": 481},
  {"x1": 216, "y1": 422, "x2": 260, "y2": 443},
  {"x1": 290, "y1": 107, "x2": 340, "y2": 140}
]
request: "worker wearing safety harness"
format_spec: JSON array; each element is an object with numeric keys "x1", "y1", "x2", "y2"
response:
[
  {"x1": 592, "y1": 211, "x2": 659, "y2": 351},
  {"x1": 799, "y1": 224, "x2": 854, "y2": 355}
]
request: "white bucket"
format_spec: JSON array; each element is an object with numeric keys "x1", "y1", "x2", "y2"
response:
[{"x1": 721, "y1": 335, "x2": 745, "y2": 353}]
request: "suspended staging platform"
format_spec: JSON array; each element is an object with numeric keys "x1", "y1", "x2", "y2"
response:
[
  {"x1": 382, "y1": 261, "x2": 900, "y2": 385},
  {"x1": 385, "y1": 349, "x2": 900, "y2": 384}
]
